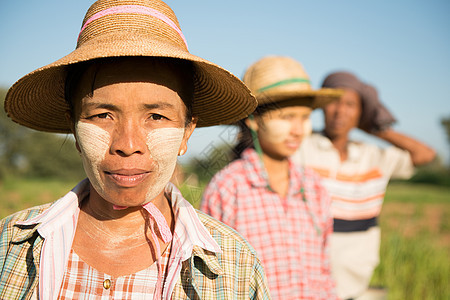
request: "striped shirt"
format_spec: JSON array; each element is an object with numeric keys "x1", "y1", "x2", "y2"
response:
[
  {"x1": 293, "y1": 133, "x2": 414, "y2": 231},
  {"x1": 201, "y1": 148, "x2": 337, "y2": 300},
  {"x1": 0, "y1": 179, "x2": 271, "y2": 299}
]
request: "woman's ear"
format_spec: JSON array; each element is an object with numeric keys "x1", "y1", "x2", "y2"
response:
[
  {"x1": 178, "y1": 116, "x2": 198, "y2": 156},
  {"x1": 245, "y1": 116, "x2": 259, "y2": 131},
  {"x1": 65, "y1": 111, "x2": 81, "y2": 153}
]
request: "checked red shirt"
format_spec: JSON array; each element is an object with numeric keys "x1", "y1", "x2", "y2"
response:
[
  {"x1": 201, "y1": 148, "x2": 337, "y2": 300},
  {"x1": 58, "y1": 244, "x2": 171, "y2": 299}
]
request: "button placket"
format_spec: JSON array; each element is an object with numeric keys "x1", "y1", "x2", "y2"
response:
[{"x1": 103, "y1": 278, "x2": 112, "y2": 290}]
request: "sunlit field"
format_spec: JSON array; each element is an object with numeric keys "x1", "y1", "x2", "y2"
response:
[
  {"x1": 371, "y1": 183, "x2": 450, "y2": 300},
  {"x1": 0, "y1": 177, "x2": 79, "y2": 219}
]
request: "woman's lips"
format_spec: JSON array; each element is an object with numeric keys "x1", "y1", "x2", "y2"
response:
[
  {"x1": 105, "y1": 169, "x2": 151, "y2": 187},
  {"x1": 330, "y1": 119, "x2": 347, "y2": 129},
  {"x1": 285, "y1": 139, "x2": 301, "y2": 150}
]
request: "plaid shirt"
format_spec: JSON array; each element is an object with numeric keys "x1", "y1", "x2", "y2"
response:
[
  {"x1": 201, "y1": 148, "x2": 337, "y2": 300},
  {"x1": 58, "y1": 245, "x2": 171, "y2": 299},
  {"x1": 0, "y1": 179, "x2": 270, "y2": 300}
]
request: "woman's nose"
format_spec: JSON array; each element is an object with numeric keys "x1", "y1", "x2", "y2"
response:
[
  {"x1": 110, "y1": 121, "x2": 147, "y2": 156},
  {"x1": 336, "y1": 100, "x2": 348, "y2": 115},
  {"x1": 291, "y1": 119, "x2": 304, "y2": 136}
]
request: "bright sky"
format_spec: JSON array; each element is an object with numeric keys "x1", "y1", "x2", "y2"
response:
[{"x1": 1, "y1": 0, "x2": 449, "y2": 165}]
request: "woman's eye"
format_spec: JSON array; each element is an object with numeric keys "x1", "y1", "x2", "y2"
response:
[
  {"x1": 150, "y1": 114, "x2": 166, "y2": 121},
  {"x1": 87, "y1": 112, "x2": 110, "y2": 120},
  {"x1": 96, "y1": 113, "x2": 109, "y2": 119},
  {"x1": 280, "y1": 114, "x2": 293, "y2": 120}
]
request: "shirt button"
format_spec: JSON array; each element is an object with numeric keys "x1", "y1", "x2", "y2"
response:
[{"x1": 103, "y1": 279, "x2": 111, "y2": 289}]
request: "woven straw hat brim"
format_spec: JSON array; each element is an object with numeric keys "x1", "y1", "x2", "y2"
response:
[
  {"x1": 243, "y1": 55, "x2": 343, "y2": 110},
  {"x1": 5, "y1": 32, "x2": 257, "y2": 133},
  {"x1": 256, "y1": 87, "x2": 343, "y2": 109}
]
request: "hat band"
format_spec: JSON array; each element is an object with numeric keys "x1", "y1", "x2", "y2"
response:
[
  {"x1": 78, "y1": 5, "x2": 188, "y2": 49},
  {"x1": 257, "y1": 78, "x2": 311, "y2": 93}
]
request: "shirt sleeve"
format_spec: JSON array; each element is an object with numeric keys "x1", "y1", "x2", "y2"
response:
[
  {"x1": 249, "y1": 256, "x2": 272, "y2": 300},
  {"x1": 378, "y1": 146, "x2": 415, "y2": 179}
]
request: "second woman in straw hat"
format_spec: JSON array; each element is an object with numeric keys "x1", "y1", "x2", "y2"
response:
[{"x1": 201, "y1": 55, "x2": 342, "y2": 299}]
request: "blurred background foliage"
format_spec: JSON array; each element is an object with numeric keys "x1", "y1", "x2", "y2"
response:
[{"x1": 0, "y1": 88, "x2": 85, "y2": 181}]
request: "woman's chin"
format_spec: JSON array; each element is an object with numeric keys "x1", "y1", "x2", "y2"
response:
[
  {"x1": 89, "y1": 176, "x2": 167, "y2": 208},
  {"x1": 106, "y1": 196, "x2": 148, "y2": 208},
  {"x1": 91, "y1": 187, "x2": 147, "y2": 208}
]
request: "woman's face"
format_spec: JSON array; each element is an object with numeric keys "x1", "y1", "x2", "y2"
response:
[
  {"x1": 323, "y1": 88, "x2": 361, "y2": 139},
  {"x1": 250, "y1": 105, "x2": 312, "y2": 160},
  {"x1": 71, "y1": 59, "x2": 196, "y2": 207}
]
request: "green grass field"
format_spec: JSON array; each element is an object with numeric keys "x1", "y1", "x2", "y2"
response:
[
  {"x1": 0, "y1": 177, "x2": 79, "y2": 219},
  {"x1": 371, "y1": 183, "x2": 450, "y2": 300},
  {"x1": 1, "y1": 178, "x2": 449, "y2": 299}
]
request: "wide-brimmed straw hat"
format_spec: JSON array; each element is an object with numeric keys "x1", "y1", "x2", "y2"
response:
[
  {"x1": 243, "y1": 56, "x2": 342, "y2": 109},
  {"x1": 4, "y1": 0, "x2": 257, "y2": 133}
]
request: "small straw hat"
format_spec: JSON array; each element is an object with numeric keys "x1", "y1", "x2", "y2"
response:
[
  {"x1": 4, "y1": 0, "x2": 257, "y2": 133},
  {"x1": 243, "y1": 56, "x2": 342, "y2": 109}
]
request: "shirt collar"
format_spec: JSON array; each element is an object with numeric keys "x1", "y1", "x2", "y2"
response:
[
  {"x1": 166, "y1": 183, "x2": 221, "y2": 256},
  {"x1": 316, "y1": 132, "x2": 335, "y2": 150},
  {"x1": 15, "y1": 179, "x2": 219, "y2": 252},
  {"x1": 11, "y1": 179, "x2": 223, "y2": 299},
  {"x1": 241, "y1": 148, "x2": 303, "y2": 195},
  {"x1": 347, "y1": 142, "x2": 361, "y2": 161},
  {"x1": 14, "y1": 178, "x2": 89, "y2": 239},
  {"x1": 167, "y1": 183, "x2": 223, "y2": 276},
  {"x1": 241, "y1": 148, "x2": 270, "y2": 188},
  {"x1": 316, "y1": 132, "x2": 362, "y2": 162},
  {"x1": 13, "y1": 179, "x2": 223, "y2": 275}
]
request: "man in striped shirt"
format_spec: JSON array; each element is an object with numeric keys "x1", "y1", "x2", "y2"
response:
[{"x1": 293, "y1": 71, "x2": 436, "y2": 299}]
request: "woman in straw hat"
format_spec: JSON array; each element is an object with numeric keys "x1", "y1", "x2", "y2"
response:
[
  {"x1": 201, "y1": 56, "x2": 342, "y2": 299},
  {"x1": 0, "y1": 1, "x2": 271, "y2": 299},
  {"x1": 292, "y1": 71, "x2": 436, "y2": 299}
]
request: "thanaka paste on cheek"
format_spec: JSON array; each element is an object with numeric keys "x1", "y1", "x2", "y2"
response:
[
  {"x1": 303, "y1": 118, "x2": 312, "y2": 137},
  {"x1": 261, "y1": 119, "x2": 292, "y2": 143},
  {"x1": 144, "y1": 127, "x2": 185, "y2": 203},
  {"x1": 75, "y1": 121, "x2": 110, "y2": 198}
]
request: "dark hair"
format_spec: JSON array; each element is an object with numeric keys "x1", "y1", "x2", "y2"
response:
[
  {"x1": 64, "y1": 57, "x2": 194, "y2": 127},
  {"x1": 231, "y1": 119, "x2": 253, "y2": 160}
]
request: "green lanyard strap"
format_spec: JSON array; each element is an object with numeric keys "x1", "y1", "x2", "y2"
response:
[{"x1": 248, "y1": 114, "x2": 274, "y2": 192}]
